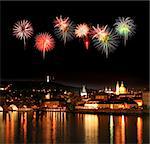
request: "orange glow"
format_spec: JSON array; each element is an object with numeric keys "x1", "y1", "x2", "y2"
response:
[
  {"x1": 84, "y1": 114, "x2": 98, "y2": 143},
  {"x1": 5, "y1": 112, "x2": 17, "y2": 144},
  {"x1": 84, "y1": 104, "x2": 98, "y2": 109},
  {"x1": 110, "y1": 104, "x2": 113, "y2": 109},
  {"x1": 115, "y1": 116, "x2": 126, "y2": 144},
  {"x1": 33, "y1": 112, "x2": 36, "y2": 119},
  {"x1": 39, "y1": 112, "x2": 57, "y2": 143},
  {"x1": 121, "y1": 115, "x2": 125, "y2": 144},
  {"x1": 0, "y1": 113, "x2": 4, "y2": 143},
  {"x1": 23, "y1": 112, "x2": 27, "y2": 144},
  {"x1": 137, "y1": 117, "x2": 143, "y2": 144},
  {"x1": 10, "y1": 112, "x2": 15, "y2": 143},
  {"x1": 5, "y1": 113, "x2": 9, "y2": 144},
  {"x1": 136, "y1": 100, "x2": 143, "y2": 107},
  {"x1": 119, "y1": 104, "x2": 125, "y2": 109}
]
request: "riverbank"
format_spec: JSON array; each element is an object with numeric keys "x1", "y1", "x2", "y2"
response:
[
  {"x1": 69, "y1": 109, "x2": 150, "y2": 115},
  {"x1": 1, "y1": 108, "x2": 149, "y2": 115}
]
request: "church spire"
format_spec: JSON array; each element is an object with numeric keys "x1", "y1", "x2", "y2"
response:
[
  {"x1": 116, "y1": 81, "x2": 120, "y2": 95},
  {"x1": 121, "y1": 81, "x2": 124, "y2": 87}
]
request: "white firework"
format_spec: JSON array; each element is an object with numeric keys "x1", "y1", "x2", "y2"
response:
[
  {"x1": 114, "y1": 17, "x2": 135, "y2": 45},
  {"x1": 13, "y1": 19, "x2": 33, "y2": 48},
  {"x1": 92, "y1": 25, "x2": 119, "y2": 58},
  {"x1": 75, "y1": 23, "x2": 89, "y2": 38},
  {"x1": 54, "y1": 15, "x2": 75, "y2": 45}
]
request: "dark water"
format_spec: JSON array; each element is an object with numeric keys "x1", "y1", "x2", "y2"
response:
[{"x1": 0, "y1": 111, "x2": 149, "y2": 144}]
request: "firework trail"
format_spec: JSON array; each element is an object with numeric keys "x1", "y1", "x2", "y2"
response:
[
  {"x1": 84, "y1": 38, "x2": 90, "y2": 50},
  {"x1": 13, "y1": 19, "x2": 33, "y2": 49},
  {"x1": 75, "y1": 23, "x2": 90, "y2": 49},
  {"x1": 35, "y1": 32, "x2": 55, "y2": 59},
  {"x1": 114, "y1": 17, "x2": 135, "y2": 46},
  {"x1": 91, "y1": 25, "x2": 118, "y2": 58},
  {"x1": 53, "y1": 15, "x2": 75, "y2": 45}
]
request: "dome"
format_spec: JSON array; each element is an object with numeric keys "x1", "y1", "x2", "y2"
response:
[
  {"x1": 119, "y1": 86, "x2": 127, "y2": 94},
  {"x1": 119, "y1": 82, "x2": 127, "y2": 94}
]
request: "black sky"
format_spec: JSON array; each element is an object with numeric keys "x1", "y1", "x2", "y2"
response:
[{"x1": 1, "y1": 1, "x2": 149, "y2": 89}]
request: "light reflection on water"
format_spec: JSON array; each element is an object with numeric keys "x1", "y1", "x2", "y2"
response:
[
  {"x1": 114, "y1": 115, "x2": 126, "y2": 144},
  {"x1": 137, "y1": 116, "x2": 143, "y2": 144},
  {"x1": 0, "y1": 111, "x2": 149, "y2": 144},
  {"x1": 84, "y1": 114, "x2": 98, "y2": 143},
  {"x1": 110, "y1": 115, "x2": 113, "y2": 144}
]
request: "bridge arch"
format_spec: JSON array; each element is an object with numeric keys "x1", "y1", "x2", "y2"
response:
[
  {"x1": 0, "y1": 106, "x2": 3, "y2": 111},
  {"x1": 22, "y1": 105, "x2": 27, "y2": 108},
  {"x1": 9, "y1": 104, "x2": 18, "y2": 111}
]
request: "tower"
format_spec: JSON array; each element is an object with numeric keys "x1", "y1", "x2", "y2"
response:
[
  {"x1": 52, "y1": 75, "x2": 55, "y2": 81},
  {"x1": 116, "y1": 81, "x2": 120, "y2": 95},
  {"x1": 80, "y1": 85, "x2": 87, "y2": 97},
  {"x1": 46, "y1": 75, "x2": 50, "y2": 83},
  {"x1": 121, "y1": 81, "x2": 124, "y2": 87},
  {"x1": 105, "y1": 87, "x2": 108, "y2": 92}
]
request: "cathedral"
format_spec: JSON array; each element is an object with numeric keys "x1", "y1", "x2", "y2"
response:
[{"x1": 116, "y1": 81, "x2": 127, "y2": 95}]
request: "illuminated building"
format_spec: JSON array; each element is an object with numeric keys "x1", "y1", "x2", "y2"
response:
[
  {"x1": 119, "y1": 81, "x2": 127, "y2": 94},
  {"x1": 95, "y1": 93, "x2": 109, "y2": 100},
  {"x1": 46, "y1": 75, "x2": 50, "y2": 83},
  {"x1": 116, "y1": 81, "x2": 127, "y2": 95},
  {"x1": 46, "y1": 75, "x2": 55, "y2": 83},
  {"x1": 105, "y1": 87, "x2": 114, "y2": 94},
  {"x1": 41, "y1": 99, "x2": 66, "y2": 109},
  {"x1": 142, "y1": 91, "x2": 150, "y2": 108},
  {"x1": 84, "y1": 101, "x2": 99, "y2": 109},
  {"x1": 45, "y1": 93, "x2": 51, "y2": 99},
  {"x1": 83, "y1": 100, "x2": 138, "y2": 109},
  {"x1": 134, "y1": 99, "x2": 143, "y2": 107},
  {"x1": 80, "y1": 85, "x2": 87, "y2": 97},
  {"x1": 42, "y1": 101, "x2": 60, "y2": 108}
]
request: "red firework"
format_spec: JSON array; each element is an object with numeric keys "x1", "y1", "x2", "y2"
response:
[
  {"x1": 35, "y1": 32, "x2": 55, "y2": 59},
  {"x1": 84, "y1": 37, "x2": 90, "y2": 50}
]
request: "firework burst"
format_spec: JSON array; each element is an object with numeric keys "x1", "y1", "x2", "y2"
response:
[
  {"x1": 53, "y1": 15, "x2": 75, "y2": 45},
  {"x1": 13, "y1": 19, "x2": 33, "y2": 48},
  {"x1": 75, "y1": 23, "x2": 89, "y2": 38},
  {"x1": 91, "y1": 25, "x2": 118, "y2": 58},
  {"x1": 35, "y1": 32, "x2": 55, "y2": 59},
  {"x1": 114, "y1": 17, "x2": 135, "y2": 46},
  {"x1": 75, "y1": 23, "x2": 90, "y2": 49}
]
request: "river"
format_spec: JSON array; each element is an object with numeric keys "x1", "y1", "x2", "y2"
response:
[{"x1": 0, "y1": 111, "x2": 149, "y2": 143}]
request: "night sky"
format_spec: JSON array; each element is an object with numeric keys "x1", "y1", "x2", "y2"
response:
[{"x1": 1, "y1": 1, "x2": 149, "y2": 89}]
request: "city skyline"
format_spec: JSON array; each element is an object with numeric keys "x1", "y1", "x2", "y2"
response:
[{"x1": 1, "y1": 1, "x2": 149, "y2": 89}]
